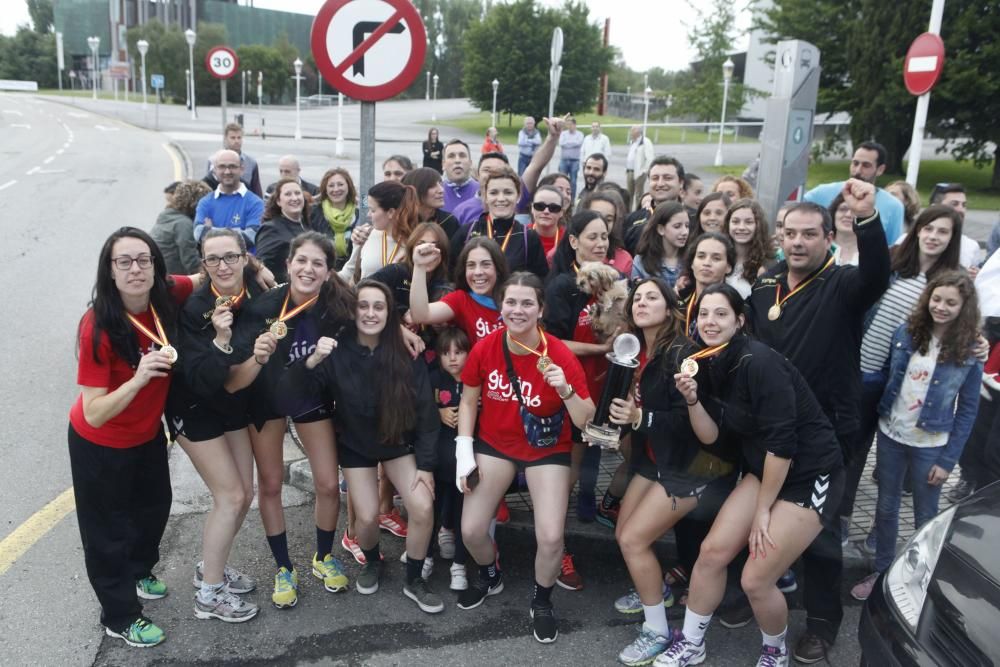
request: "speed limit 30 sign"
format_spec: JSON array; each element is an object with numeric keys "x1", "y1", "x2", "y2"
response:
[{"x1": 206, "y1": 46, "x2": 239, "y2": 80}]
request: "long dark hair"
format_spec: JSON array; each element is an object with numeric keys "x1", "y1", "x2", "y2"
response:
[
  {"x1": 624, "y1": 277, "x2": 687, "y2": 363},
  {"x1": 263, "y1": 178, "x2": 311, "y2": 222},
  {"x1": 80, "y1": 227, "x2": 176, "y2": 365},
  {"x1": 353, "y1": 280, "x2": 418, "y2": 445},
  {"x1": 454, "y1": 236, "x2": 509, "y2": 304},
  {"x1": 691, "y1": 191, "x2": 731, "y2": 238},
  {"x1": 404, "y1": 222, "x2": 450, "y2": 284},
  {"x1": 891, "y1": 205, "x2": 963, "y2": 279},
  {"x1": 551, "y1": 209, "x2": 606, "y2": 276},
  {"x1": 580, "y1": 189, "x2": 626, "y2": 255},
  {"x1": 287, "y1": 232, "x2": 356, "y2": 330},
  {"x1": 680, "y1": 232, "x2": 736, "y2": 298},
  {"x1": 908, "y1": 270, "x2": 980, "y2": 364},
  {"x1": 636, "y1": 201, "x2": 688, "y2": 277},
  {"x1": 368, "y1": 180, "x2": 420, "y2": 243},
  {"x1": 401, "y1": 167, "x2": 442, "y2": 210},
  {"x1": 723, "y1": 198, "x2": 774, "y2": 282}
]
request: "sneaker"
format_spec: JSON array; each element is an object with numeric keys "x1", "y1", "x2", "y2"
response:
[
  {"x1": 438, "y1": 527, "x2": 456, "y2": 560},
  {"x1": 858, "y1": 531, "x2": 877, "y2": 556},
  {"x1": 449, "y1": 562, "x2": 468, "y2": 591},
  {"x1": 457, "y1": 572, "x2": 504, "y2": 610},
  {"x1": 596, "y1": 503, "x2": 620, "y2": 529},
  {"x1": 193, "y1": 562, "x2": 256, "y2": 594},
  {"x1": 777, "y1": 569, "x2": 797, "y2": 593},
  {"x1": 947, "y1": 477, "x2": 975, "y2": 503},
  {"x1": 791, "y1": 632, "x2": 830, "y2": 665},
  {"x1": 342, "y1": 532, "x2": 366, "y2": 565},
  {"x1": 756, "y1": 644, "x2": 788, "y2": 667},
  {"x1": 577, "y1": 492, "x2": 596, "y2": 523},
  {"x1": 194, "y1": 589, "x2": 259, "y2": 623},
  {"x1": 401, "y1": 553, "x2": 434, "y2": 580},
  {"x1": 851, "y1": 572, "x2": 880, "y2": 601},
  {"x1": 378, "y1": 508, "x2": 408, "y2": 537},
  {"x1": 272, "y1": 567, "x2": 298, "y2": 609},
  {"x1": 312, "y1": 553, "x2": 349, "y2": 593},
  {"x1": 105, "y1": 617, "x2": 165, "y2": 648},
  {"x1": 719, "y1": 597, "x2": 753, "y2": 629},
  {"x1": 615, "y1": 583, "x2": 675, "y2": 614},
  {"x1": 356, "y1": 559, "x2": 384, "y2": 594},
  {"x1": 619, "y1": 625, "x2": 671, "y2": 665},
  {"x1": 556, "y1": 552, "x2": 583, "y2": 591},
  {"x1": 403, "y1": 577, "x2": 445, "y2": 614},
  {"x1": 135, "y1": 576, "x2": 168, "y2": 600},
  {"x1": 530, "y1": 603, "x2": 558, "y2": 643},
  {"x1": 496, "y1": 498, "x2": 510, "y2": 525},
  {"x1": 653, "y1": 632, "x2": 706, "y2": 666}
]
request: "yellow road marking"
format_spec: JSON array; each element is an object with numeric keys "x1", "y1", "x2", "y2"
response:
[
  {"x1": 0, "y1": 487, "x2": 76, "y2": 577},
  {"x1": 162, "y1": 142, "x2": 184, "y2": 181}
]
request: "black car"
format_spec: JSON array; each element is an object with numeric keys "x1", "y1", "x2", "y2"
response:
[{"x1": 859, "y1": 481, "x2": 1000, "y2": 666}]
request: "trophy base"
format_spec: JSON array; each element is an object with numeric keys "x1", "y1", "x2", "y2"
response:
[{"x1": 582, "y1": 421, "x2": 622, "y2": 450}]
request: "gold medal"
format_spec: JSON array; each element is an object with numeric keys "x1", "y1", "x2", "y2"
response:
[
  {"x1": 767, "y1": 304, "x2": 782, "y2": 321},
  {"x1": 536, "y1": 356, "x2": 553, "y2": 373},
  {"x1": 160, "y1": 344, "x2": 178, "y2": 365},
  {"x1": 270, "y1": 321, "x2": 288, "y2": 339},
  {"x1": 215, "y1": 295, "x2": 233, "y2": 308},
  {"x1": 680, "y1": 358, "x2": 699, "y2": 376}
]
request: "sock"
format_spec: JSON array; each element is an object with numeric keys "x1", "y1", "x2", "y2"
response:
[
  {"x1": 406, "y1": 554, "x2": 425, "y2": 583},
  {"x1": 762, "y1": 627, "x2": 787, "y2": 651},
  {"x1": 601, "y1": 489, "x2": 621, "y2": 510},
  {"x1": 682, "y1": 609, "x2": 712, "y2": 644},
  {"x1": 488, "y1": 517, "x2": 497, "y2": 540},
  {"x1": 361, "y1": 544, "x2": 381, "y2": 566},
  {"x1": 643, "y1": 603, "x2": 669, "y2": 637},
  {"x1": 479, "y1": 562, "x2": 498, "y2": 584},
  {"x1": 197, "y1": 579, "x2": 224, "y2": 603},
  {"x1": 532, "y1": 581, "x2": 554, "y2": 607},
  {"x1": 316, "y1": 526, "x2": 336, "y2": 560},
  {"x1": 266, "y1": 532, "x2": 294, "y2": 572}
]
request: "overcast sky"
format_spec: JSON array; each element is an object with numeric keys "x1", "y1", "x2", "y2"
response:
[{"x1": 1, "y1": 0, "x2": 752, "y2": 73}]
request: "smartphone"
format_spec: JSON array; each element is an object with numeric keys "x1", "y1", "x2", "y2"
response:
[{"x1": 466, "y1": 468, "x2": 480, "y2": 491}]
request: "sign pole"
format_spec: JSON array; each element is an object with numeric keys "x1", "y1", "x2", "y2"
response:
[
  {"x1": 155, "y1": 86, "x2": 159, "y2": 130},
  {"x1": 359, "y1": 101, "x2": 376, "y2": 226},
  {"x1": 905, "y1": 0, "x2": 946, "y2": 187},
  {"x1": 221, "y1": 79, "x2": 228, "y2": 134}
]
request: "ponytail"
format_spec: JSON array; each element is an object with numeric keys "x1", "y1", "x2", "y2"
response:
[{"x1": 368, "y1": 181, "x2": 420, "y2": 243}]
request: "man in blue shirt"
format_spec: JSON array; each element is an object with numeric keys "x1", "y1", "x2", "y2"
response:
[
  {"x1": 558, "y1": 116, "x2": 585, "y2": 200},
  {"x1": 803, "y1": 141, "x2": 904, "y2": 244},
  {"x1": 517, "y1": 116, "x2": 542, "y2": 176},
  {"x1": 194, "y1": 149, "x2": 264, "y2": 249}
]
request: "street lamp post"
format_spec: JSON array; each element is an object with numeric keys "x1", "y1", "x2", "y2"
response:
[
  {"x1": 491, "y1": 78, "x2": 499, "y2": 127},
  {"x1": 185, "y1": 28, "x2": 197, "y2": 120},
  {"x1": 714, "y1": 58, "x2": 735, "y2": 167},
  {"x1": 431, "y1": 74, "x2": 439, "y2": 121},
  {"x1": 136, "y1": 39, "x2": 149, "y2": 109},
  {"x1": 241, "y1": 70, "x2": 246, "y2": 109},
  {"x1": 425, "y1": 71, "x2": 430, "y2": 101},
  {"x1": 293, "y1": 58, "x2": 303, "y2": 140},
  {"x1": 642, "y1": 85, "x2": 651, "y2": 143},
  {"x1": 87, "y1": 36, "x2": 100, "y2": 100},
  {"x1": 185, "y1": 69, "x2": 190, "y2": 109}
]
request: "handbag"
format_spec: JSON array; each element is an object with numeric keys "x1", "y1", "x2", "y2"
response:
[{"x1": 502, "y1": 339, "x2": 566, "y2": 448}]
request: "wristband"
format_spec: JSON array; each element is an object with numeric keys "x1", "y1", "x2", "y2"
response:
[
  {"x1": 686, "y1": 398, "x2": 698, "y2": 407},
  {"x1": 254, "y1": 355, "x2": 267, "y2": 366},
  {"x1": 632, "y1": 408, "x2": 643, "y2": 430},
  {"x1": 213, "y1": 340, "x2": 233, "y2": 354},
  {"x1": 455, "y1": 435, "x2": 476, "y2": 492}
]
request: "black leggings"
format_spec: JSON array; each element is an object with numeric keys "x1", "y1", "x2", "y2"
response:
[{"x1": 433, "y1": 444, "x2": 468, "y2": 565}]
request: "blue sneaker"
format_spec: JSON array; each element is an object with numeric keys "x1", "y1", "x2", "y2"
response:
[
  {"x1": 777, "y1": 569, "x2": 797, "y2": 593},
  {"x1": 619, "y1": 625, "x2": 671, "y2": 665}
]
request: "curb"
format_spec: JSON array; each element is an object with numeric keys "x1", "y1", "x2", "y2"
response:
[{"x1": 167, "y1": 141, "x2": 192, "y2": 180}]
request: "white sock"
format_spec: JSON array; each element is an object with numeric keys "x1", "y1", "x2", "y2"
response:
[
  {"x1": 682, "y1": 609, "x2": 712, "y2": 644},
  {"x1": 488, "y1": 518, "x2": 497, "y2": 539},
  {"x1": 762, "y1": 627, "x2": 787, "y2": 651},
  {"x1": 643, "y1": 603, "x2": 669, "y2": 637},
  {"x1": 198, "y1": 580, "x2": 224, "y2": 603}
]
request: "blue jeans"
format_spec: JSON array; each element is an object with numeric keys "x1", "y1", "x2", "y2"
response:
[
  {"x1": 518, "y1": 153, "x2": 533, "y2": 176},
  {"x1": 874, "y1": 431, "x2": 944, "y2": 572},
  {"x1": 559, "y1": 158, "x2": 580, "y2": 199}
]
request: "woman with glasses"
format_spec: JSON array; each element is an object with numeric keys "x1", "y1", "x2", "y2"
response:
[
  {"x1": 69, "y1": 228, "x2": 198, "y2": 648},
  {"x1": 257, "y1": 179, "x2": 332, "y2": 283}
]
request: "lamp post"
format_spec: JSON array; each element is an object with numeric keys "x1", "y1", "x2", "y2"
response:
[
  {"x1": 425, "y1": 71, "x2": 430, "y2": 101},
  {"x1": 241, "y1": 70, "x2": 246, "y2": 109},
  {"x1": 491, "y1": 78, "x2": 499, "y2": 127},
  {"x1": 184, "y1": 28, "x2": 197, "y2": 120},
  {"x1": 185, "y1": 68, "x2": 190, "y2": 109},
  {"x1": 136, "y1": 39, "x2": 149, "y2": 109},
  {"x1": 714, "y1": 57, "x2": 735, "y2": 167},
  {"x1": 293, "y1": 58, "x2": 303, "y2": 140},
  {"x1": 87, "y1": 36, "x2": 100, "y2": 100},
  {"x1": 431, "y1": 74, "x2": 439, "y2": 121},
  {"x1": 642, "y1": 86, "x2": 651, "y2": 143}
]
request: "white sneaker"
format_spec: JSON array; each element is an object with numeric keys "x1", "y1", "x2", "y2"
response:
[
  {"x1": 438, "y1": 527, "x2": 456, "y2": 559},
  {"x1": 450, "y1": 562, "x2": 468, "y2": 591},
  {"x1": 755, "y1": 644, "x2": 788, "y2": 667},
  {"x1": 653, "y1": 634, "x2": 706, "y2": 666}
]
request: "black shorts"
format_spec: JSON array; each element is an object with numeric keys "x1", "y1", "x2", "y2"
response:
[
  {"x1": 167, "y1": 396, "x2": 249, "y2": 443},
  {"x1": 632, "y1": 448, "x2": 734, "y2": 502},
  {"x1": 250, "y1": 403, "x2": 332, "y2": 431},
  {"x1": 474, "y1": 438, "x2": 571, "y2": 469},
  {"x1": 752, "y1": 468, "x2": 844, "y2": 526},
  {"x1": 338, "y1": 443, "x2": 413, "y2": 469}
]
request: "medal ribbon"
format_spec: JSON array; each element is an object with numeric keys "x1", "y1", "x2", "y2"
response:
[
  {"x1": 126, "y1": 305, "x2": 169, "y2": 349},
  {"x1": 506, "y1": 326, "x2": 548, "y2": 360},
  {"x1": 211, "y1": 283, "x2": 247, "y2": 308},
  {"x1": 381, "y1": 231, "x2": 401, "y2": 267},
  {"x1": 773, "y1": 255, "x2": 835, "y2": 312},
  {"x1": 278, "y1": 290, "x2": 319, "y2": 324},
  {"x1": 486, "y1": 215, "x2": 515, "y2": 252},
  {"x1": 684, "y1": 294, "x2": 697, "y2": 335},
  {"x1": 686, "y1": 342, "x2": 730, "y2": 362}
]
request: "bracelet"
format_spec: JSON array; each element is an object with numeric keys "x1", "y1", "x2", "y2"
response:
[
  {"x1": 254, "y1": 355, "x2": 267, "y2": 366},
  {"x1": 632, "y1": 408, "x2": 643, "y2": 430},
  {"x1": 213, "y1": 340, "x2": 233, "y2": 354},
  {"x1": 686, "y1": 398, "x2": 698, "y2": 407},
  {"x1": 558, "y1": 385, "x2": 576, "y2": 401}
]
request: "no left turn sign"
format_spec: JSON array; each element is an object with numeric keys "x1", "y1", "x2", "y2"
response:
[{"x1": 311, "y1": 0, "x2": 427, "y2": 102}]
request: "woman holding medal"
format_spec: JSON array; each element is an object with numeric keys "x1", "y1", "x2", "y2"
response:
[
  {"x1": 677, "y1": 233, "x2": 735, "y2": 341},
  {"x1": 454, "y1": 272, "x2": 596, "y2": 644},
  {"x1": 226, "y1": 231, "x2": 355, "y2": 610},
  {"x1": 338, "y1": 180, "x2": 419, "y2": 283},
  {"x1": 69, "y1": 227, "x2": 196, "y2": 647},
  {"x1": 658, "y1": 283, "x2": 843, "y2": 667}
]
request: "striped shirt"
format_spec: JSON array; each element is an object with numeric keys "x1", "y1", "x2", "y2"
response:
[{"x1": 859, "y1": 274, "x2": 926, "y2": 373}]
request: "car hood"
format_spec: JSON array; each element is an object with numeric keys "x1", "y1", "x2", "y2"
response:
[{"x1": 945, "y1": 481, "x2": 1000, "y2": 584}]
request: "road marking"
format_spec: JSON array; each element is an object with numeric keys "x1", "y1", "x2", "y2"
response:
[
  {"x1": 67, "y1": 112, "x2": 89, "y2": 118},
  {"x1": 1, "y1": 109, "x2": 23, "y2": 116},
  {"x1": 0, "y1": 487, "x2": 75, "y2": 577},
  {"x1": 11, "y1": 123, "x2": 30, "y2": 129},
  {"x1": 26, "y1": 166, "x2": 65, "y2": 175},
  {"x1": 56, "y1": 148, "x2": 64, "y2": 155},
  {"x1": 95, "y1": 124, "x2": 120, "y2": 132},
  {"x1": 43, "y1": 156, "x2": 54, "y2": 164},
  {"x1": 0, "y1": 180, "x2": 16, "y2": 191},
  {"x1": 162, "y1": 143, "x2": 184, "y2": 181}
]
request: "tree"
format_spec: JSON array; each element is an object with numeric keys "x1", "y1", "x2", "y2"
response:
[
  {"x1": 27, "y1": 0, "x2": 53, "y2": 34},
  {"x1": 0, "y1": 27, "x2": 57, "y2": 88},
  {"x1": 235, "y1": 44, "x2": 290, "y2": 104},
  {"x1": 461, "y1": 0, "x2": 612, "y2": 122}
]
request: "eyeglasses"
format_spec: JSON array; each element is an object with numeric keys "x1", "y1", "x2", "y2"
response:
[
  {"x1": 202, "y1": 252, "x2": 246, "y2": 267},
  {"x1": 216, "y1": 164, "x2": 241, "y2": 172},
  {"x1": 532, "y1": 202, "x2": 563, "y2": 213},
  {"x1": 112, "y1": 254, "x2": 153, "y2": 270}
]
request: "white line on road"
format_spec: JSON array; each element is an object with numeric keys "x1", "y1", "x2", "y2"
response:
[
  {"x1": 1, "y1": 109, "x2": 23, "y2": 116},
  {"x1": 43, "y1": 157, "x2": 54, "y2": 164},
  {"x1": 56, "y1": 148, "x2": 64, "y2": 155},
  {"x1": 0, "y1": 180, "x2": 16, "y2": 191},
  {"x1": 11, "y1": 123, "x2": 30, "y2": 129}
]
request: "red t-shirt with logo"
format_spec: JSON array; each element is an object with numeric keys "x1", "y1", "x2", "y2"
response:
[
  {"x1": 69, "y1": 276, "x2": 194, "y2": 448},
  {"x1": 571, "y1": 297, "x2": 611, "y2": 401},
  {"x1": 441, "y1": 289, "x2": 504, "y2": 343},
  {"x1": 462, "y1": 328, "x2": 589, "y2": 461}
]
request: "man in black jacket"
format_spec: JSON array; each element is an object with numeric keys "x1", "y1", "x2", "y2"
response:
[{"x1": 745, "y1": 179, "x2": 891, "y2": 663}]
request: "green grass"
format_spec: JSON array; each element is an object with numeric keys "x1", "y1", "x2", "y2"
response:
[
  {"x1": 424, "y1": 111, "x2": 754, "y2": 146},
  {"x1": 33, "y1": 88, "x2": 179, "y2": 103},
  {"x1": 705, "y1": 160, "x2": 1000, "y2": 210}
]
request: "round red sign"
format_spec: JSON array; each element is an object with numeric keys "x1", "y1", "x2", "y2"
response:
[
  {"x1": 205, "y1": 46, "x2": 239, "y2": 80},
  {"x1": 903, "y1": 33, "x2": 945, "y2": 96}
]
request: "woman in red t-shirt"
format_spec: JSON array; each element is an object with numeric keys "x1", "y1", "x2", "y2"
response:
[
  {"x1": 68, "y1": 227, "x2": 196, "y2": 648},
  {"x1": 454, "y1": 272, "x2": 595, "y2": 644},
  {"x1": 528, "y1": 185, "x2": 566, "y2": 257}
]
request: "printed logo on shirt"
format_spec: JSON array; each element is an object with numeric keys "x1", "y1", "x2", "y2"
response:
[
  {"x1": 486, "y1": 369, "x2": 542, "y2": 407},
  {"x1": 475, "y1": 317, "x2": 503, "y2": 340},
  {"x1": 286, "y1": 339, "x2": 316, "y2": 364}
]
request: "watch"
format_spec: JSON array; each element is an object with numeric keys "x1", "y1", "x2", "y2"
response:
[{"x1": 558, "y1": 385, "x2": 576, "y2": 401}]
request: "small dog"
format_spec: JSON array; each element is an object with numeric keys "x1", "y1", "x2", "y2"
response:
[{"x1": 576, "y1": 261, "x2": 629, "y2": 342}]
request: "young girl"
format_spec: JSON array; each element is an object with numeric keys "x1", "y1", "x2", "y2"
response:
[
  {"x1": 690, "y1": 192, "x2": 731, "y2": 239},
  {"x1": 850, "y1": 271, "x2": 982, "y2": 601},
  {"x1": 631, "y1": 201, "x2": 690, "y2": 287},
  {"x1": 829, "y1": 194, "x2": 859, "y2": 266},
  {"x1": 677, "y1": 233, "x2": 735, "y2": 341},
  {"x1": 722, "y1": 198, "x2": 775, "y2": 299}
]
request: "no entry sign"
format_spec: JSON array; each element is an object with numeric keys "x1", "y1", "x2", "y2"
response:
[
  {"x1": 311, "y1": 0, "x2": 427, "y2": 102},
  {"x1": 206, "y1": 46, "x2": 239, "y2": 80},
  {"x1": 903, "y1": 33, "x2": 945, "y2": 96}
]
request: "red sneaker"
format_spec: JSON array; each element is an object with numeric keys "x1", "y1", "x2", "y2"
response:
[
  {"x1": 556, "y1": 552, "x2": 583, "y2": 591},
  {"x1": 495, "y1": 499, "x2": 510, "y2": 525},
  {"x1": 378, "y1": 508, "x2": 408, "y2": 537},
  {"x1": 341, "y1": 532, "x2": 365, "y2": 565}
]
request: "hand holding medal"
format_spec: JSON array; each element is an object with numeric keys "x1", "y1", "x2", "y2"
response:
[
  {"x1": 125, "y1": 305, "x2": 177, "y2": 365},
  {"x1": 269, "y1": 292, "x2": 319, "y2": 341},
  {"x1": 133, "y1": 349, "x2": 173, "y2": 387}
]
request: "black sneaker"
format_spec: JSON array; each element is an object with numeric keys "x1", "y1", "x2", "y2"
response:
[
  {"x1": 530, "y1": 603, "x2": 558, "y2": 643},
  {"x1": 356, "y1": 559, "x2": 384, "y2": 595},
  {"x1": 456, "y1": 572, "x2": 504, "y2": 610},
  {"x1": 719, "y1": 596, "x2": 754, "y2": 628}
]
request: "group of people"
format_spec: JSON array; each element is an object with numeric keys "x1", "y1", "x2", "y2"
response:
[{"x1": 76, "y1": 117, "x2": 1000, "y2": 667}]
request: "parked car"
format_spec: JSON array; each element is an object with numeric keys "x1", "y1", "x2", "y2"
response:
[{"x1": 859, "y1": 481, "x2": 1000, "y2": 666}]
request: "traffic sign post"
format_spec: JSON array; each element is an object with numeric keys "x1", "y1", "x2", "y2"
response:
[
  {"x1": 312, "y1": 0, "x2": 427, "y2": 223},
  {"x1": 904, "y1": 0, "x2": 946, "y2": 187},
  {"x1": 206, "y1": 46, "x2": 239, "y2": 135},
  {"x1": 151, "y1": 74, "x2": 164, "y2": 130}
]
